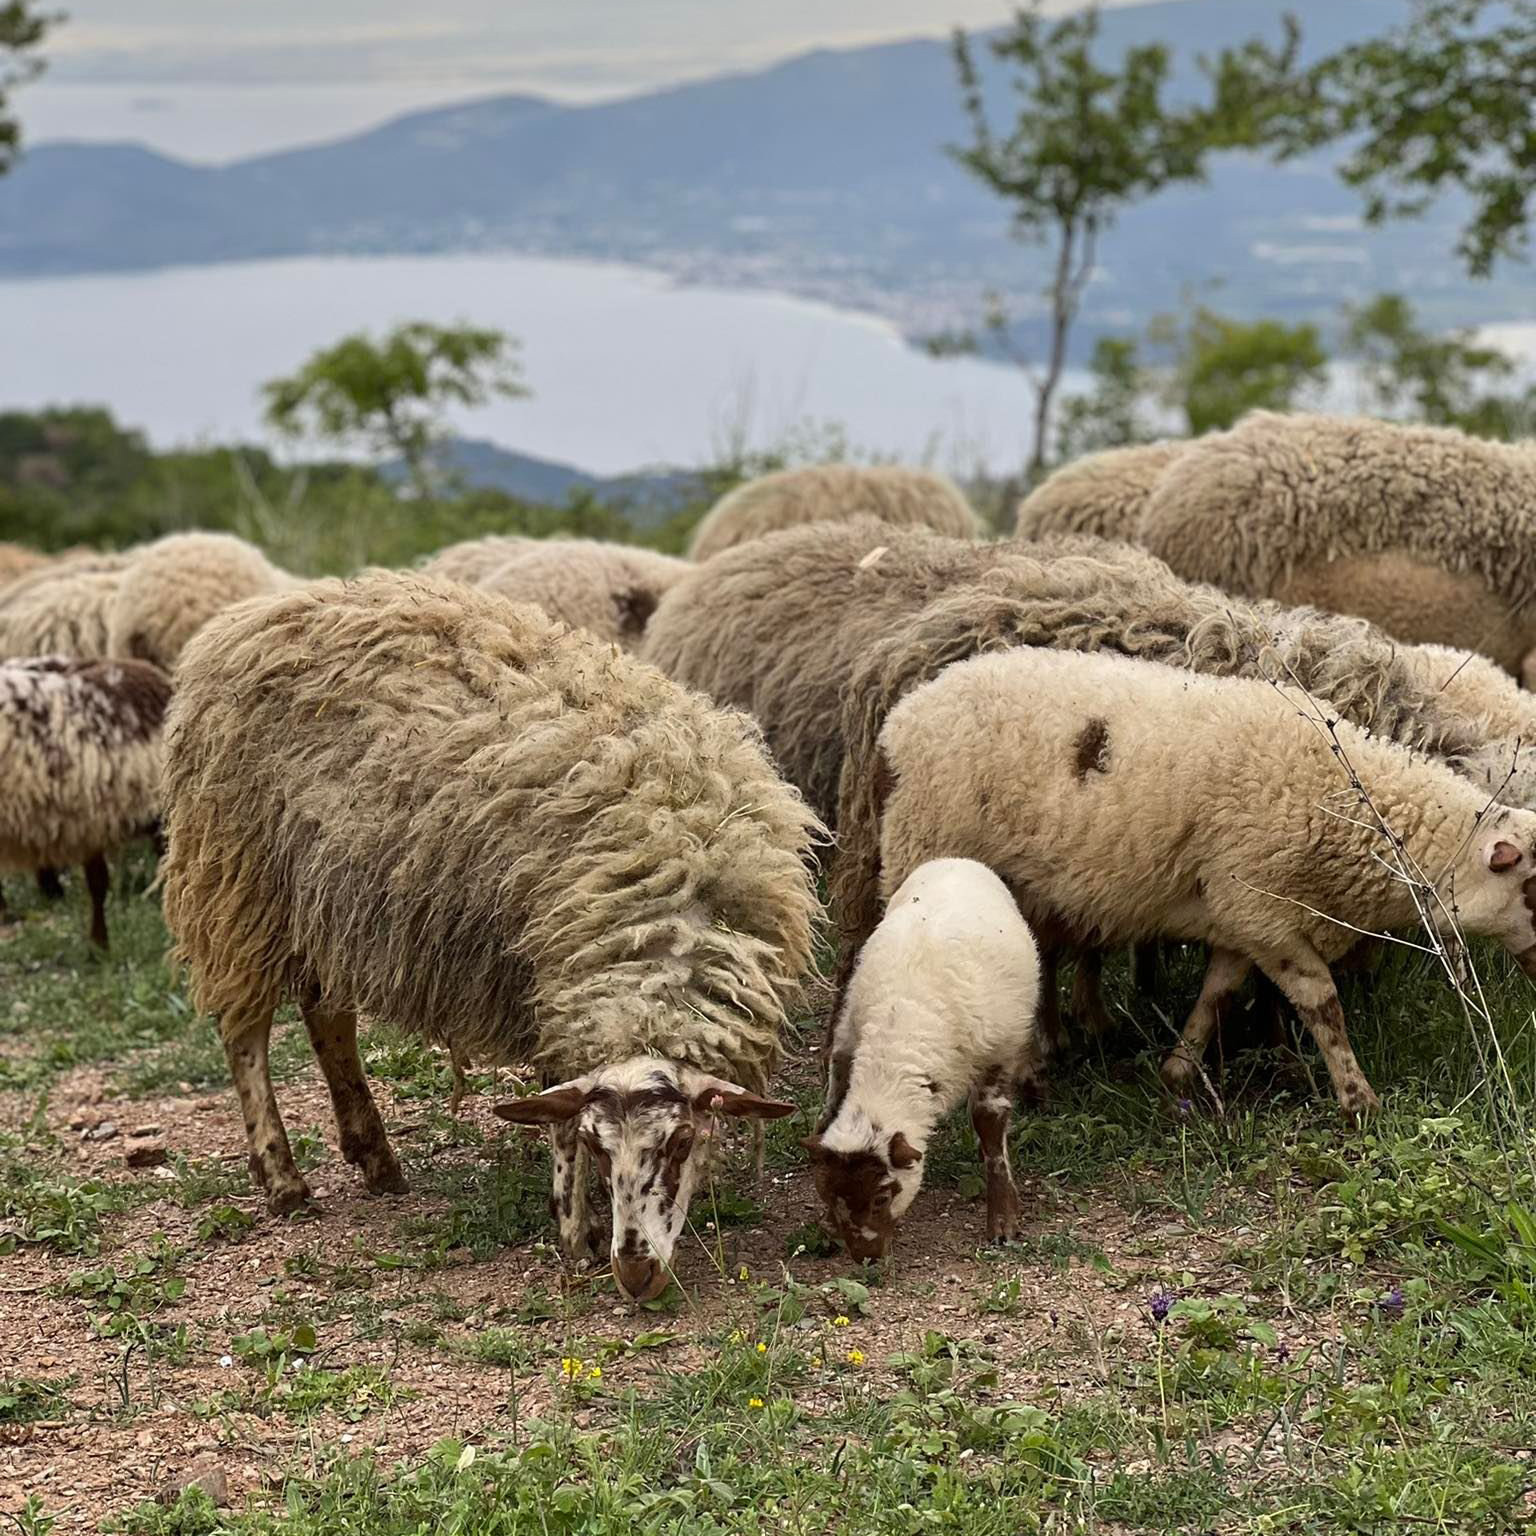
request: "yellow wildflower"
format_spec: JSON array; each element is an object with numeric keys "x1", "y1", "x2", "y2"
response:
[
  {"x1": 738, "y1": 1265, "x2": 750, "y2": 1281},
  {"x1": 755, "y1": 1341, "x2": 767, "y2": 1355},
  {"x1": 588, "y1": 1365, "x2": 602, "y2": 1381},
  {"x1": 846, "y1": 1349, "x2": 865, "y2": 1366},
  {"x1": 748, "y1": 1396, "x2": 765, "y2": 1409},
  {"x1": 728, "y1": 1329, "x2": 743, "y2": 1345},
  {"x1": 832, "y1": 1315, "x2": 851, "y2": 1327},
  {"x1": 560, "y1": 1357, "x2": 582, "y2": 1381}
]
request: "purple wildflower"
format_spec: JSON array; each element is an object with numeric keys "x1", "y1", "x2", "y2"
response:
[
  {"x1": 1274, "y1": 1340, "x2": 1291, "y2": 1364},
  {"x1": 1177, "y1": 1098, "x2": 1192, "y2": 1119},
  {"x1": 1376, "y1": 1285, "x2": 1405, "y2": 1319},
  {"x1": 1148, "y1": 1290, "x2": 1175, "y2": 1325}
]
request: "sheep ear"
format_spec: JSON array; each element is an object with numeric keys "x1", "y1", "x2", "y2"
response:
[
  {"x1": 888, "y1": 1131, "x2": 922, "y2": 1169},
  {"x1": 492, "y1": 1080, "x2": 589, "y2": 1124},
  {"x1": 1488, "y1": 840, "x2": 1524, "y2": 874},
  {"x1": 690, "y1": 1076, "x2": 796, "y2": 1119}
]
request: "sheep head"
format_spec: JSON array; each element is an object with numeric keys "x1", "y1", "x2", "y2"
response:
[{"x1": 494, "y1": 1058, "x2": 792, "y2": 1301}]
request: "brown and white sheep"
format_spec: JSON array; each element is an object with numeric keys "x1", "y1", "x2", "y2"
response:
[{"x1": 0, "y1": 656, "x2": 171, "y2": 947}]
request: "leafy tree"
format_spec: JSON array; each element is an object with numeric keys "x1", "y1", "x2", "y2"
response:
[
  {"x1": 1053, "y1": 338, "x2": 1153, "y2": 462},
  {"x1": 263, "y1": 323, "x2": 528, "y2": 500},
  {"x1": 1344, "y1": 292, "x2": 1536, "y2": 438},
  {"x1": 946, "y1": 3, "x2": 1295, "y2": 476},
  {"x1": 1218, "y1": 1, "x2": 1536, "y2": 276},
  {"x1": 1150, "y1": 307, "x2": 1328, "y2": 435},
  {"x1": 0, "y1": 0, "x2": 52, "y2": 177}
]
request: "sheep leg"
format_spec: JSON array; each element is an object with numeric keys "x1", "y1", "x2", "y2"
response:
[
  {"x1": 300, "y1": 999, "x2": 407, "y2": 1196},
  {"x1": 1035, "y1": 945, "x2": 1064, "y2": 1055},
  {"x1": 970, "y1": 1067, "x2": 1024, "y2": 1243},
  {"x1": 37, "y1": 867, "x2": 65, "y2": 901},
  {"x1": 1260, "y1": 954, "x2": 1379, "y2": 1120},
  {"x1": 1130, "y1": 940, "x2": 1161, "y2": 996},
  {"x1": 1069, "y1": 948, "x2": 1113, "y2": 1036},
  {"x1": 83, "y1": 853, "x2": 109, "y2": 950},
  {"x1": 448, "y1": 1042, "x2": 470, "y2": 1116},
  {"x1": 223, "y1": 1009, "x2": 311, "y2": 1214},
  {"x1": 549, "y1": 1119, "x2": 601, "y2": 1264},
  {"x1": 1160, "y1": 947, "x2": 1252, "y2": 1099}
]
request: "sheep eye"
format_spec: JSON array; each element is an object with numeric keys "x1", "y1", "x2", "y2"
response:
[{"x1": 666, "y1": 1124, "x2": 696, "y2": 1161}]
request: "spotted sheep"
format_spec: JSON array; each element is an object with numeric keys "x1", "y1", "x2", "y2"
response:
[
  {"x1": 857, "y1": 647, "x2": 1536, "y2": 1118},
  {"x1": 0, "y1": 655, "x2": 170, "y2": 947},
  {"x1": 159, "y1": 571, "x2": 821, "y2": 1302},
  {"x1": 805, "y1": 858, "x2": 1041, "y2": 1259}
]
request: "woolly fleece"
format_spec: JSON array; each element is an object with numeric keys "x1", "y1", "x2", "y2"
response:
[
  {"x1": 687, "y1": 464, "x2": 981, "y2": 562},
  {"x1": 1139, "y1": 411, "x2": 1536, "y2": 673},
  {"x1": 162, "y1": 571, "x2": 822, "y2": 1091},
  {"x1": 478, "y1": 540, "x2": 690, "y2": 650},
  {"x1": 1014, "y1": 439, "x2": 1185, "y2": 542}
]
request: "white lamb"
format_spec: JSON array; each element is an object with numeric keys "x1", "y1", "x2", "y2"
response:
[{"x1": 805, "y1": 858, "x2": 1041, "y2": 1259}]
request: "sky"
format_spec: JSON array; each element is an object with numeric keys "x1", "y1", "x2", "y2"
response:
[{"x1": 19, "y1": 0, "x2": 1151, "y2": 161}]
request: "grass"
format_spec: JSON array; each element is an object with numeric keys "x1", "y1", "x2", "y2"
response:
[{"x1": 7, "y1": 861, "x2": 1536, "y2": 1532}]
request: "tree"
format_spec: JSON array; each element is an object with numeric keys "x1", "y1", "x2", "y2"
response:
[
  {"x1": 1151, "y1": 307, "x2": 1328, "y2": 435},
  {"x1": 1053, "y1": 338, "x2": 1153, "y2": 462},
  {"x1": 1, "y1": 0, "x2": 53, "y2": 177},
  {"x1": 1344, "y1": 292, "x2": 1536, "y2": 438},
  {"x1": 263, "y1": 323, "x2": 528, "y2": 500},
  {"x1": 1217, "y1": 1, "x2": 1536, "y2": 277},
  {"x1": 947, "y1": 3, "x2": 1294, "y2": 477}
]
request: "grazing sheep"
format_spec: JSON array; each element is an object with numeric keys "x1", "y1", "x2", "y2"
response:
[
  {"x1": 687, "y1": 465, "x2": 981, "y2": 562},
  {"x1": 478, "y1": 540, "x2": 690, "y2": 650},
  {"x1": 418, "y1": 534, "x2": 533, "y2": 586},
  {"x1": 642, "y1": 519, "x2": 1162, "y2": 823},
  {"x1": 1014, "y1": 439, "x2": 1185, "y2": 542},
  {"x1": 864, "y1": 647, "x2": 1536, "y2": 1116},
  {"x1": 0, "y1": 542, "x2": 47, "y2": 590},
  {"x1": 831, "y1": 580, "x2": 1523, "y2": 971},
  {"x1": 0, "y1": 656, "x2": 171, "y2": 948},
  {"x1": 0, "y1": 566, "x2": 126, "y2": 660},
  {"x1": 1138, "y1": 412, "x2": 1536, "y2": 681},
  {"x1": 161, "y1": 571, "x2": 820, "y2": 1301},
  {"x1": 806, "y1": 859, "x2": 1040, "y2": 1258},
  {"x1": 108, "y1": 531, "x2": 293, "y2": 671}
]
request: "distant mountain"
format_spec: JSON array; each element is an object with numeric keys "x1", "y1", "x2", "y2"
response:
[
  {"x1": 0, "y1": 0, "x2": 1517, "y2": 349},
  {"x1": 382, "y1": 437, "x2": 701, "y2": 524}
]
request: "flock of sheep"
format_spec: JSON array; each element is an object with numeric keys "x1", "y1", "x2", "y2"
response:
[{"x1": 5, "y1": 412, "x2": 1536, "y2": 1301}]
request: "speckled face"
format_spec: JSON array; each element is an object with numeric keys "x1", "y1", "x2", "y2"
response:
[
  {"x1": 804, "y1": 1134, "x2": 924, "y2": 1261},
  {"x1": 495, "y1": 1058, "x2": 795, "y2": 1303}
]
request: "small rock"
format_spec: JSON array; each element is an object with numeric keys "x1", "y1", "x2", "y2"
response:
[
  {"x1": 130, "y1": 1123, "x2": 163, "y2": 1138},
  {"x1": 125, "y1": 1137, "x2": 168, "y2": 1168},
  {"x1": 69, "y1": 1107, "x2": 102, "y2": 1132},
  {"x1": 88, "y1": 1121, "x2": 119, "y2": 1142},
  {"x1": 158, "y1": 1460, "x2": 229, "y2": 1508}
]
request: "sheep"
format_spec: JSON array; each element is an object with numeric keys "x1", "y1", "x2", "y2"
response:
[
  {"x1": 805, "y1": 858, "x2": 1040, "y2": 1258},
  {"x1": 107, "y1": 531, "x2": 293, "y2": 672},
  {"x1": 686, "y1": 464, "x2": 981, "y2": 562},
  {"x1": 830, "y1": 577, "x2": 1530, "y2": 974},
  {"x1": 0, "y1": 542, "x2": 47, "y2": 590},
  {"x1": 0, "y1": 656, "x2": 171, "y2": 948},
  {"x1": 1014, "y1": 439, "x2": 1186, "y2": 542},
  {"x1": 0, "y1": 566, "x2": 126, "y2": 660},
  {"x1": 641, "y1": 518, "x2": 1164, "y2": 824},
  {"x1": 1138, "y1": 411, "x2": 1536, "y2": 682},
  {"x1": 478, "y1": 540, "x2": 690, "y2": 650},
  {"x1": 861, "y1": 646, "x2": 1536, "y2": 1118},
  {"x1": 161, "y1": 571, "x2": 821, "y2": 1301},
  {"x1": 418, "y1": 534, "x2": 533, "y2": 586}
]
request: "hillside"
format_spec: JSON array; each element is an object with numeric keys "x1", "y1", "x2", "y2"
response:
[{"x1": 0, "y1": 0, "x2": 1514, "y2": 348}]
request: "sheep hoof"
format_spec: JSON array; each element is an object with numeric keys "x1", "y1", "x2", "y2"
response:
[
  {"x1": 985, "y1": 1204, "x2": 1026, "y2": 1245},
  {"x1": 1158, "y1": 1052, "x2": 1198, "y2": 1095},
  {"x1": 1338, "y1": 1084, "x2": 1381, "y2": 1123},
  {"x1": 264, "y1": 1178, "x2": 313, "y2": 1216},
  {"x1": 362, "y1": 1161, "x2": 409, "y2": 1196}
]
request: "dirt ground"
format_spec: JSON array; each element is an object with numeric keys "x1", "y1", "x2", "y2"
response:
[{"x1": 0, "y1": 1051, "x2": 1269, "y2": 1532}]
